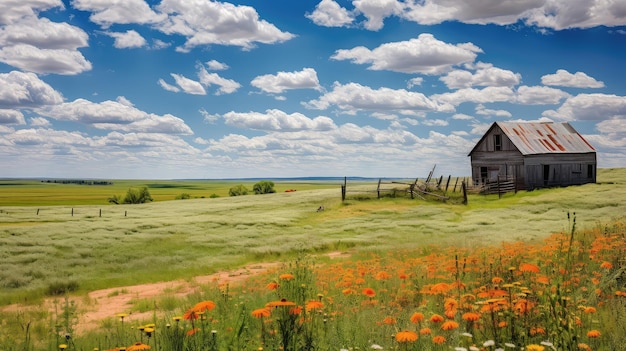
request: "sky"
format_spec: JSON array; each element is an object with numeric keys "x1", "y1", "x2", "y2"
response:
[{"x1": 1, "y1": 0, "x2": 626, "y2": 179}]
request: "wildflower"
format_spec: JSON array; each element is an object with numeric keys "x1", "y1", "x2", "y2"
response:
[
  {"x1": 599, "y1": 261, "x2": 613, "y2": 269},
  {"x1": 519, "y1": 263, "x2": 540, "y2": 273},
  {"x1": 441, "y1": 320, "x2": 459, "y2": 330},
  {"x1": 306, "y1": 300, "x2": 324, "y2": 311},
  {"x1": 455, "y1": 347, "x2": 468, "y2": 351},
  {"x1": 59, "y1": 345, "x2": 68, "y2": 350},
  {"x1": 498, "y1": 321, "x2": 507, "y2": 328},
  {"x1": 492, "y1": 276, "x2": 504, "y2": 284},
  {"x1": 419, "y1": 327, "x2": 431, "y2": 335},
  {"x1": 116, "y1": 313, "x2": 129, "y2": 319},
  {"x1": 370, "y1": 344, "x2": 383, "y2": 350},
  {"x1": 127, "y1": 342, "x2": 151, "y2": 351},
  {"x1": 430, "y1": 314, "x2": 444, "y2": 323},
  {"x1": 183, "y1": 309, "x2": 199, "y2": 320},
  {"x1": 251, "y1": 308, "x2": 271, "y2": 318},
  {"x1": 362, "y1": 288, "x2": 376, "y2": 297},
  {"x1": 187, "y1": 328, "x2": 201, "y2": 336},
  {"x1": 410, "y1": 312, "x2": 424, "y2": 324},
  {"x1": 289, "y1": 306, "x2": 302, "y2": 315},
  {"x1": 526, "y1": 345, "x2": 544, "y2": 351},
  {"x1": 462, "y1": 312, "x2": 481, "y2": 322},
  {"x1": 375, "y1": 271, "x2": 391, "y2": 280},
  {"x1": 342, "y1": 288, "x2": 355, "y2": 295},
  {"x1": 395, "y1": 330, "x2": 418, "y2": 343},
  {"x1": 172, "y1": 316, "x2": 182, "y2": 322},
  {"x1": 192, "y1": 300, "x2": 216, "y2": 312},
  {"x1": 583, "y1": 306, "x2": 596, "y2": 314},
  {"x1": 266, "y1": 299, "x2": 296, "y2": 308},
  {"x1": 504, "y1": 343, "x2": 516, "y2": 348},
  {"x1": 279, "y1": 273, "x2": 294, "y2": 280},
  {"x1": 483, "y1": 340, "x2": 495, "y2": 347},
  {"x1": 266, "y1": 282, "x2": 279, "y2": 290},
  {"x1": 461, "y1": 332, "x2": 472, "y2": 338},
  {"x1": 577, "y1": 343, "x2": 591, "y2": 350},
  {"x1": 530, "y1": 327, "x2": 546, "y2": 335},
  {"x1": 432, "y1": 335, "x2": 446, "y2": 344},
  {"x1": 382, "y1": 316, "x2": 396, "y2": 325},
  {"x1": 586, "y1": 330, "x2": 601, "y2": 338}
]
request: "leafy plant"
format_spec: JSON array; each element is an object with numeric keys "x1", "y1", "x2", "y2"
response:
[
  {"x1": 253, "y1": 180, "x2": 276, "y2": 194},
  {"x1": 228, "y1": 184, "x2": 249, "y2": 196}
]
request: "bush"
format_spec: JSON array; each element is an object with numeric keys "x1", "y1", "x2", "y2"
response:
[
  {"x1": 253, "y1": 180, "x2": 276, "y2": 194},
  {"x1": 46, "y1": 280, "x2": 79, "y2": 296},
  {"x1": 123, "y1": 187, "x2": 153, "y2": 204},
  {"x1": 228, "y1": 184, "x2": 249, "y2": 196},
  {"x1": 175, "y1": 193, "x2": 191, "y2": 200}
]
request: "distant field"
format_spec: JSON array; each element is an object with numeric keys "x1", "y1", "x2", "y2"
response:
[{"x1": 0, "y1": 169, "x2": 625, "y2": 305}]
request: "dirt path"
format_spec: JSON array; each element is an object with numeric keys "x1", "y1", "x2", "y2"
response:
[{"x1": 3, "y1": 252, "x2": 349, "y2": 335}]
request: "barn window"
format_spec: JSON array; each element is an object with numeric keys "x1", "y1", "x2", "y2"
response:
[
  {"x1": 494, "y1": 134, "x2": 502, "y2": 151},
  {"x1": 480, "y1": 167, "x2": 488, "y2": 182},
  {"x1": 587, "y1": 164, "x2": 594, "y2": 179}
]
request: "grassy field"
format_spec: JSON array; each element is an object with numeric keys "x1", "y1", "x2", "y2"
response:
[
  {"x1": 0, "y1": 169, "x2": 625, "y2": 305},
  {"x1": 0, "y1": 169, "x2": 625, "y2": 350}
]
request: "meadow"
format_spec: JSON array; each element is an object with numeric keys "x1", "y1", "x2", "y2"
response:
[{"x1": 0, "y1": 169, "x2": 625, "y2": 350}]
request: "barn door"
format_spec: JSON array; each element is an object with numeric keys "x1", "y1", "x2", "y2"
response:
[{"x1": 543, "y1": 165, "x2": 550, "y2": 186}]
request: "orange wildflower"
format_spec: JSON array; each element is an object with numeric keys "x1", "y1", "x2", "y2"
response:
[
  {"x1": 362, "y1": 288, "x2": 376, "y2": 297},
  {"x1": 444, "y1": 309, "x2": 457, "y2": 319},
  {"x1": 429, "y1": 314, "x2": 444, "y2": 323},
  {"x1": 583, "y1": 306, "x2": 596, "y2": 314},
  {"x1": 266, "y1": 282, "x2": 279, "y2": 290},
  {"x1": 600, "y1": 261, "x2": 613, "y2": 269},
  {"x1": 432, "y1": 335, "x2": 446, "y2": 344},
  {"x1": 462, "y1": 312, "x2": 481, "y2": 322},
  {"x1": 410, "y1": 312, "x2": 425, "y2": 324},
  {"x1": 491, "y1": 276, "x2": 503, "y2": 284},
  {"x1": 382, "y1": 316, "x2": 396, "y2": 325},
  {"x1": 192, "y1": 300, "x2": 216, "y2": 313},
  {"x1": 395, "y1": 330, "x2": 418, "y2": 343},
  {"x1": 183, "y1": 309, "x2": 199, "y2": 320},
  {"x1": 441, "y1": 320, "x2": 459, "y2": 331},
  {"x1": 578, "y1": 343, "x2": 592, "y2": 351},
  {"x1": 127, "y1": 342, "x2": 151, "y2": 351},
  {"x1": 587, "y1": 330, "x2": 601, "y2": 338},
  {"x1": 306, "y1": 300, "x2": 324, "y2": 311},
  {"x1": 251, "y1": 308, "x2": 271, "y2": 319},
  {"x1": 186, "y1": 328, "x2": 201, "y2": 336},
  {"x1": 519, "y1": 263, "x2": 540, "y2": 273},
  {"x1": 266, "y1": 299, "x2": 296, "y2": 308},
  {"x1": 530, "y1": 326, "x2": 546, "y2": 335},
  {"x1": 498, "y1": 321, "x2": 507, "y2": 328},
  {"x1": 279, "y1": 273, "x2": 295, "y2": 280},
  {"x1": 289, "y1": 306, "x2": 302, "y2": 315},
  {"x1": 419, "y1": 327, "x2": 431, "y2": 335},
  {"x1": 375, "y1": 271, "x2": 391, "y2": 280}
]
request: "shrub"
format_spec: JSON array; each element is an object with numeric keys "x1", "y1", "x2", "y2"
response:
[
  {"x1": 46, "y1": 280, "x2": 79, "y2": 296},
  {"x1": 253, "y1": 180, "x2": 276, "y2": 194},
  {"x1": 175, "y1": 193, "x2": 191, "y2": 200},
  {"x1": 123, "y1": 187, "x2": 153, "y2": 204},
  {"x1": 228, "y1": 184, "x2": 249, "y2": 196}
]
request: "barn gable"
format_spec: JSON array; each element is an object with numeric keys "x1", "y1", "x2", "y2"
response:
[{"x1": 469, "y1": 121, "x2": 597, "y2": 190}]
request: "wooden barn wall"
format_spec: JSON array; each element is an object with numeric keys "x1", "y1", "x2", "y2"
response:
[{"x1": 524, "y1": 153, "x2": 597, "y2": 189}]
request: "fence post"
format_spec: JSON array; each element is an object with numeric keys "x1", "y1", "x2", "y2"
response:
[
  {"x1": 377, "y1": 179, "x2": 382, "y2": 199},
  {"x1": 462, "y1": 181, "x2": 468, "y2": 205}
]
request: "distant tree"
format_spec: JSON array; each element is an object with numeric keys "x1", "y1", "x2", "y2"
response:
[
  {"x1": 253, "y1": 180, "x2": 276, "y2": 194},
  {"x1": 123, "y1": 187, "x2": 153, "y2": 204},
  {"x1": 229, "y1": 184, "x2": 249, "y2": 196}
]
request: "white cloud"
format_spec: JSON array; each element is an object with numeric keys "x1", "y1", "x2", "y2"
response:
[
  {"x1": 306, "y1": 0, "x2": 355, "y2": 27},
  {"x1": 515, "y1": 85, "x2": 570, "y2": 105},
  {"x1": 199, "y1": 108, "x2": 220, "y2": 123},
  {"x1": 0, "y1": 109, "x2": 25, "y2": 124},
  {"x1": 106, "y1": 30, "x2": 147, "y2": 49},
  {"x1": 29, "y1": 116, "x2": 51, "y2": 127},
  {"x1": 305, "y1": 82, "x2": 455, "y2": 113},
  {"x1": 0, "y1": 71, "x2": 64, "y2": 108},
  {"x1": 432, "y1": 86, "x2": 515, "y2": 106},
  {"x1": 36, "y1": 97, "x2": 193, "y2": 134},
  {"x1": 331, "y1": 34, "x2": 482, "y2": 74},
  {"x1": 206, "y1": 59, "x2": 229, "y2": 70},
  {"x1": 170, "y1": 74, "x2": 206, "y2": 95},
  {"x1": 596, "y1": 119, "x2": 626, "y2": 135},
  {"x1": 0, "y1": 0, "x2": 63, "y2": 25},
  {"x1": 158, "y1": 78, "x2": 180, "y2": 93},
  {"x1": 475, "y1": 104, "x2": 512, "y2": 118},
  {"x1": 223, "y1": 109, "x2": 336, "y2": 132},
  {"x1": 251, "y1": 68, "x2": 321, "y2": 94},
  {"x1": 440, "y1": 63, "x2": 521, "y2": 89},
  {"x1": 541, "y1": 69, "x2": 605, "y2": 88},
  {"x1": 71, "y1": 0, "x2": 167, "y2": 28},
  {"x1": 407, "y1": 77, "x2": 423, "y2": 89},
  {"x1": 543, "y1": 93, "x2": 626, "y2": 121},
  {"x1": 156, "y1": 0, "x2": 294, "y2": 51},
  {"x1": 0, "y1": 44, "x2": 92, "y2": 75},
  {"x1": 197, "y1": 67, "x2": 241, "y2": 95},
  {"x1": 353, "y1": 0, "x2": 403, "y2": 31}
]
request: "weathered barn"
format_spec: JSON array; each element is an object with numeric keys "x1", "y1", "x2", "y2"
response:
[{"x1": 468, "y1": 121, "x2": 597, "y2": 190}]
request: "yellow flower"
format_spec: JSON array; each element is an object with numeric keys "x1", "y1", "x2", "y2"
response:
[
  {"x1": 59, "y1": 345, "x2": 68, "y2": 350},
  {"x1": 526, "y1": 344, "x2": 545, "y2": 351}
]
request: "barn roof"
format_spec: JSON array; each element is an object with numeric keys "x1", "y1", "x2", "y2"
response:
[{"x1": 469, "y1": 121, "x2": 596, "y2": 156}]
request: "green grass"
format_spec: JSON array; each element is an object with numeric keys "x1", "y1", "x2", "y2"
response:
[{"x1": 0, "y1": 169, "x2": 625, "y2": 306}]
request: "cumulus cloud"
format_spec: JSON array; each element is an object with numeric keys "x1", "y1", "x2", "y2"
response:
[
  {"x1": 331, "y1": 34, "x2": 482, "y2": 75},
  {"x1": 431, "y1": 86, "x2": 515, "y2": 106},
  {"x1": 515, "y1": 85, "x2": 570, "y2": 105},
  {"x1": 170, "y1": 74, "x2": 206, "y2": 95},
  {"x1": 36, "y1": 97, "x2": 193, "y2": 134},
  {"x1": 0, "y1": 109, "x2": 25, "y2": 124},
  {"x1": 0, "y1": 0, "x2": 63, "y2": 25},
  {"x1": 543, "y1": 93, "x2": 626, "y2": 121},
  {"x1": 305, "y1": 81, "x2": 454, "y2": 114},
  {"x1": 155, "y1": 0, "x2": 294, "y2": 51},
  {"x1": 475, "y1": 104, "x2": 512, "y2": 118},
  {"x1": 0, "y1": 71, "x2": 64, "y2": 108},
  {"x1": 206, "y1": 59, "x2": 229, "y2": 70},
  {"x1": 29, "y1": 116, "x2": 51, "y2": 127},
  {"x1": 222, "y1": 109, "x2": 336, "y2": 132},
  {"x1": 158, "y1": 78, "x2": 180, "y2": 93},
  {"x1": 251, "y1": 68, "x2": 321, "y2": 94},
  {"x1": 0, "y1": 16, "x2": 91, "y2": 75},
  {"x1": 306, "y1": 0, "x2": 355, "y2": 27},
  {"x1": 106, "y1": 30, "x2": 147, "y2": 49},
  {"x1": 541, "y1": 69, "x2": 605, "y2": 88},
  {"x1": 197, "y1": 67, "x2": 241, "y2": 95},
  {"x1": 440, "y1": 63, "x2": 521, "y2": 89},
  {"x1": 310, "y1": 0, "x2": 626, "y2": 31},
  {"x1": 71, "y1": 0, "x2": 166, "y2": 28}
]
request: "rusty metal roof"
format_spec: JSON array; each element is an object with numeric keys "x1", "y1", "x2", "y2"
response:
[{"x1": 496, "y1": 121, "x2": 596, "y2": 155}]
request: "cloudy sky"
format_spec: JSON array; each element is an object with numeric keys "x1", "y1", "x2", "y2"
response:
[{"x1": 1, "y1": 0, "x2": 625, "y2": 179}]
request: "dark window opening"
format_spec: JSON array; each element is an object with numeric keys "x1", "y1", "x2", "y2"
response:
[
  {"x1": 494, "y1": 134, "x2": 502, "y2": 151},
  {"x1": 587, "y1": 164, "x2": 594, "y2": 179},
  {"x1": 480, "y1": 167, "x2": 488, "y2": 183},
  {"x1": 543, "y1": 165, "x2": 550, "y2": 186}
]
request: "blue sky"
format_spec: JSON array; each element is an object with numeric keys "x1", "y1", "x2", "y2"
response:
[{"x1": 1, "y1": 0, "x2": 626, "y2": 179}]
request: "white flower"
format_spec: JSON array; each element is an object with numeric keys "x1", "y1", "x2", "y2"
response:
[
  {"x1": 483, "y1": 340, "x2": 495, "y2": 347},
  {"x1": 505, "y1": 343, "x2": 516, "y2": 348},
  {"x1": 540, "y1": 341, "x2": 556, "y2": 350},
  {"x1": 370, "y1": 344, "x2": 383, "y2": 350},
  {"x1": 455, "y1": 348, "x2": 468, "y2": 351},
  {"x1": 461, "y1": 332, "x2": 473, "y2": 338},
  {"x1": 469, "y1": 347, "x2": 479, "y2": 351}
]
